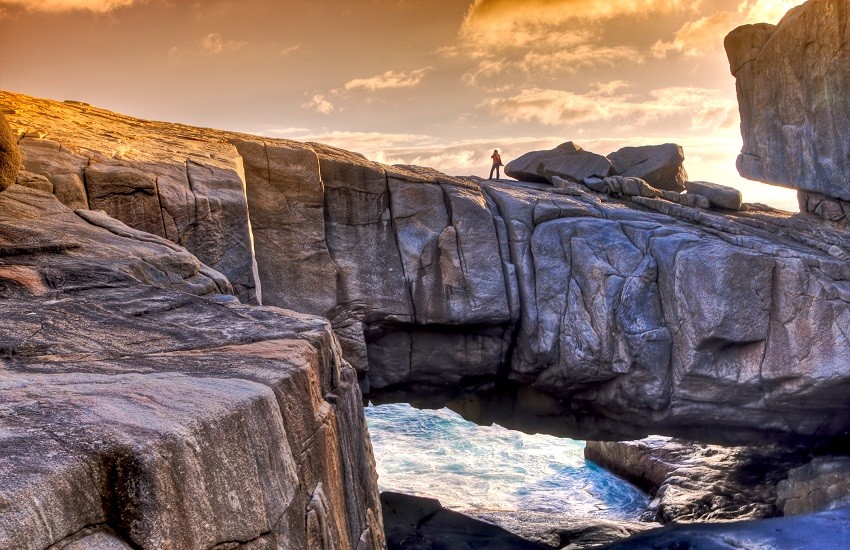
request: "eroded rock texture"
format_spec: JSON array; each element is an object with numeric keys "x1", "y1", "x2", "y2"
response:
[
  {"x1": 1, "y1": 93, "x2": 259, "y2": 303},
  {"x1": 585, "y1": 437, "x2": 813, "y2": 524},
  {"x1": 0, "y1": 186, "x2": 384, "y2": 549},
  {"x1": 726, "y1": 0, "x2": 850, "y2": 204}
]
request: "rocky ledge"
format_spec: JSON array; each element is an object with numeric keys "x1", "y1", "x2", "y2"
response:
[{"x1": 0, "y1": 182, "x2": 383, "y2": 546}]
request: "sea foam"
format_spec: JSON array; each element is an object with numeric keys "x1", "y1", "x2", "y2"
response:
[{"x1": 365, "y1": 403, "x2": 648, "y2": 519}]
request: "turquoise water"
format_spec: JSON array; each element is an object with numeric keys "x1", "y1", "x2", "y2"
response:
[{"x1": 365, "y1": 403, "x2": 648, "y2": 520}]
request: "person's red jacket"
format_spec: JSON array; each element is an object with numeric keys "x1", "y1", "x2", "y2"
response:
[{"x1": 491, "y1": 152, "x2": 502, "y2": 166}]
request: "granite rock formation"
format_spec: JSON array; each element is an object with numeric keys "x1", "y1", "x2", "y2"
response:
[
  {"x1": 2, "y1": 91, "x2": 849, "y2": 448},
  {"x1": 607, "y1": 144, "x2": 687, "y2": 192},
  {"x1": 5, "y1": 96, "x2": 259, "y2": 303},
  {"x1": 685, "y1": 180, "x2": 743, "y2": 211},
  {"x1": 0, "y1": 183, "x2": 384, "y2": 549},
  {"x1": 726, "y1": 0, "x2": 850, "y2": 210},
  {"x1": 504, "y1": 142, "x2": 614, "y2": 184},
  {"x1": 585, "y1": 437, "x2": 813, "y2": 523}
]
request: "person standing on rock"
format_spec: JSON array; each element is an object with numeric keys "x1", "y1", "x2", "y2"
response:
[{"x1": 488, "y1": 149, "x2": 503, "y2": 180}]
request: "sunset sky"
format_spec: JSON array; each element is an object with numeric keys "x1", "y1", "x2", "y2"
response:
[{"x1": 0, "y1": 0, "x2": 803, "y2": 210}]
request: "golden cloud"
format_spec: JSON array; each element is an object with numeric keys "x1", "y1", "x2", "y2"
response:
[
  {"x1": 452, "y1": 0, "x2": 701, "y2": 87},
  {"x1": 302, "y1": 94, "x2": 335, "y2": 115},
  {"x1": 652, "y1": 0, "x2": 804, "y2": 57},
  {"x1": 0, "y1": 0, "x2": 141, "y2": 12},
  {"x1": 485, "y1": 84, "x2": 736, "y2": 129},
  {"x1": 200, "y1": 33, "x2": 247, "y2": 55},
  {"x1": 343, "y1": 67, "x2": 432, "y2": 92}
]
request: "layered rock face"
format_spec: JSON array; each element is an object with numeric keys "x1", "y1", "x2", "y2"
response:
[
  {"x1": 4, "y1": 94, "x2": 259, "y2": 303},
  {"x1": 0, "y1": 173, "x2": 383, "y2": 545},
  {"x1": 3, "y1": 92, "x2": 850, "y2": 448},
  {"x1": 726, "y1": 0, "x2": 850, "y2": 212}
]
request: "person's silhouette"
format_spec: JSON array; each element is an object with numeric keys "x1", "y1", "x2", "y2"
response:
[{"x1": 489, "y1": 149, "x2": 503, "y2": 180}]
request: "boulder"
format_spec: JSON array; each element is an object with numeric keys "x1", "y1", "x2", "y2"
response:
[
  {"x1": 685, "y1": 180, "x2": 743, "y2": 210},
  {"x1": 607, "y1": 144, "x2": 687, "y2": 192},
  {"x1": 505, "y1": 141, "x2": 613, "y2": 184},
  {"x1": 0, "y1": 111, "x2": 21, "y2": 192},
  {"x1": 726, "y1": 0, "x2": 850, "y2": 202}
]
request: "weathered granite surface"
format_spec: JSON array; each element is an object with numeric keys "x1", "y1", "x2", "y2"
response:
[
  {"x1": 3, "y1": 91, "x2": 850, "y2": 447},
  {"x1": 585, "y1": 437, "x2": 813, "y2": 523},
  {"x1": 607, "y1": 144, "x2": 687, "y2": 192},
  {"x1": 726, "y1": 0, "x2": 850, "y2": 203},
  {"x1": 2, "y1": 93, "x2": 259, "y2": 303},
  {"x1": 0, "y1": 185, "x2": 384, "y2": 549},
  {"x1": 505, "y1": 142, "x2": 614, "y2": 184}
]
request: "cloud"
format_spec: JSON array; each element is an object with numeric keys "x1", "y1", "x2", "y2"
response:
[
  {"x1": 0, "y1": 0, "x2": 139, "y2": 12},
  {"x1": 450, "y1": 0, "x2": 698, "y2": 86},
  {"x1": 200, "y1": 32, "x2": 247, "y2": 55},
  {"x1": 652, "y1": 0, "x2": 804, "y2": 57},
  {"x1": 460, "y1": 0, "x2": 701, "y2": 35},
  {"x1": 463, "y1": 44, "x2": 644, "y2": 85},
  {"x1": 741, "y1": 0, "x2": 805, "y2": 23},
  {"x1": 286, "y1": 131, "x2": 438, "y2": 150},
  {"x1": 484, "y1": 83, "x2": 737, "y2": 130},
  {"x1": 279, "y1": 44, "x2": 301, "y2": 56},
  {"x1": 343, "y1": 67, "x2": 432, "y2": 92},
  {"x1": 302, "y1": 94, "x2": 335, "y2": 115}
]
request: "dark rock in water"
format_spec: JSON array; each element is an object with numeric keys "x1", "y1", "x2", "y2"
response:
[
  {"x1": 585, "y1": 437, "x2": 813, "y2": 523},
  {"x1": 0, "y1": 111, "x2": 21, "y2": 192},
  {"x1": 505, "y1": 141, "x2": 614, "y2": 184},
  {"x1": 465, "y1": 509, "x2": 651, "y2": 550},
  {"x1": 726, "y1": 0, "x2": 850, "y2": 204},
  {"x1": 607, "y1": 143, "x2": 687, "y2": 192},
  {"x1": 381, "y1": 492, "x2": 550, "y2": 549},
  {"x1": 600, "y1": 506, "x2": 850, "y2": 549}
]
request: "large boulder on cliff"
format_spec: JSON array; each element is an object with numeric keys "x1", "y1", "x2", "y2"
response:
[
  {"x1": 725, "y1": 0, "x2": 850, "y2": 203},
  {"x1": 607, "y1": 143, "x2": 687, "y2": 192},
  {"x1": 0, "y1": 111, "x2": 21, "y2": 192},
  {"x1": 685, "y1": 180, "x2": 743, "y2": 210},
  {"x1": 505, "y1": 141, "x2": 613, "y2": 183}
]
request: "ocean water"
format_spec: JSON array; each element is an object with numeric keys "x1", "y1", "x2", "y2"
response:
[{"x1": 365, "y1": 403, "x2": 649, "y2": 520}]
